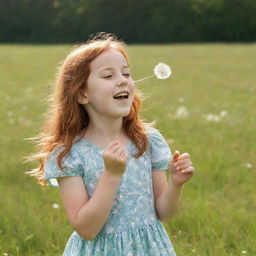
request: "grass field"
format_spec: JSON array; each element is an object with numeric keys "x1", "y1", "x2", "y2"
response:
[{"x1": 0, "y1": 43, "x2": 255, "y2": 256}]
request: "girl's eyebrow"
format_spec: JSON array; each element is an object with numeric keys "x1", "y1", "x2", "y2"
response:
[{"x1": 99, "y1": 65, "x2": 129, "y2": 72}]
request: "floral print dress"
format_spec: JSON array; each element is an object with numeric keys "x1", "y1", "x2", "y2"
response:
[{"x1": 44, "y1": 127, "x2": 176, "y2": 256}]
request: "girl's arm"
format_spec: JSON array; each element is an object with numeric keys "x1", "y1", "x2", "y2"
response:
[
  {"x1": 153, "y1": 151, "x2": 195, "y2": 222},
  {"x1": 57, "y1": 141, "x2": 127, "y2": 240},
  {"x1": 58, "y1": 171, "x2": 122, "y2": 240},
  {"x1": 153, "y1": 171, "x2": 183, "y2": 222}
]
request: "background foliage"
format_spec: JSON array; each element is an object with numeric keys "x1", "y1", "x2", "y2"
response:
[{"x1": 1, "y1": 0, "x2": 256, "y2": 43}]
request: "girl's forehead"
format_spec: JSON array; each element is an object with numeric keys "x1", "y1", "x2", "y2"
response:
[{"x1": 90, "y1": 49, "x2": 128, "y2": 70}]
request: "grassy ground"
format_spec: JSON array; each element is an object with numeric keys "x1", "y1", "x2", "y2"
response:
[{"x1": 0, "y1": 43, "x2": 255, "y2": 256}]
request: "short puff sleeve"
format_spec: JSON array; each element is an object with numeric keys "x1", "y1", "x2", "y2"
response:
[
  {"x1": 44, "y1": 146, "x2": 84, "y2": 187},
  {"x1": 147, "y1": 127, "x2": 172, "y2": 170}
]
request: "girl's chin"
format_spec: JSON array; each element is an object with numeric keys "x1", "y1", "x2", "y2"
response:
[{"x1": 111, "y1": 110, "x2": 131, "y2": 118}]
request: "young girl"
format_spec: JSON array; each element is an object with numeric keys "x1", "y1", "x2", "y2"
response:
[{"x1": 27, "y1": 32, "x2": 195, "y2": 256}]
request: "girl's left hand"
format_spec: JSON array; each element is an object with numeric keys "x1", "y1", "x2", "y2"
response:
[{"x1": 169, "y1": 150, "x2": 195, "y2": 186}]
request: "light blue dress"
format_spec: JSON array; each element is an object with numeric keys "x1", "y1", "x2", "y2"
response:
[{"x1": 44, "y1": 127, "x2": 176, "y2": 256}]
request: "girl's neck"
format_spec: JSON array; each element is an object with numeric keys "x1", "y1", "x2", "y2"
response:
[{"x1": 81, "y1": 118, "x2": 128, "y2": 147}]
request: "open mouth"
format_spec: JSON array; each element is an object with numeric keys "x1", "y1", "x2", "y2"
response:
[{"x1": 113, "y1": 92, "x2": 129, "y2": 100}]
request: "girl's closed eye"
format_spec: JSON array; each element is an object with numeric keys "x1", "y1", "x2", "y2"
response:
[
  {"x1": 123, "y1": 73, "x2": 130, "y2": 77},
  {"x1": 103, "y1": 74, "x2": 112, "y2": 79}
]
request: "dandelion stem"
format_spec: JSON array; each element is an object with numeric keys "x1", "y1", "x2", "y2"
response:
[{"x1": 134, "y1": 74, "x2": 155, "y2": 83}]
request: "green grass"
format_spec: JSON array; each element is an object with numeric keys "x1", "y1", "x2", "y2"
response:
[{"x1": 0, "y1": 43, "x2": 255, "y2": 256}]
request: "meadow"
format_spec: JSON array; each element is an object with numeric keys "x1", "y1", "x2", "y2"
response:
[{"x1": 0, "y1": 43, "x2": 255, "y2": 256}]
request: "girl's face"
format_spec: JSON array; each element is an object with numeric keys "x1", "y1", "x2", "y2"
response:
[{"x1": 80, "y1": 48, "x2": 135, "y2": 120}]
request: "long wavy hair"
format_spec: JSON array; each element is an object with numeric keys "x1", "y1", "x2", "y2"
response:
[{"x1": 25, "y1": 33, "x2": 154, "y2": 186}]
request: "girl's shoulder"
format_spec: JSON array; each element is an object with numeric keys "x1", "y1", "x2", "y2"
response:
[
  {"x1": 145, "y1": 126, "x2": 166, "y2": 143},
  {"x1": 50, "y1": 136, "x2": 83, "y2": 157},
  {"x1": 145, "y1": 126, "x2": 172, "y2": 170}
]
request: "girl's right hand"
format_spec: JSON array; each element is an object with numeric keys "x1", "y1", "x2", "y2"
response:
[{"x1": 103, "y1": 141, "x2": 128, "y2": 177}]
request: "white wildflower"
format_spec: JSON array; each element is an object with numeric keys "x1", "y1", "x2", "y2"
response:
[
  {"x1": 52, "y1": 203, "x2": 60, "y2": 209},
  {"x1": 49, "y1": 178, "x2": 59, "y2": 187},
  {"x1": 154, "y1": 62, "x2": 172, "y2": 79},
  {"x1": 246, "y1": 163, "x2": 252, "y2": 168},
  {"x1": 7, "y1": 111, "x2": 13, "y2": 117},
  {"x1": 174, "y1": 106, "x2": 189, "y2": 119},
  {"x1": 8, "y1": 118, "x2": 15, "y2": 124},
  {"x1": 204, "y1": 114, "x2": 221, "y2": 122},
  {"x1": 220, "y1": 110, "x2": 228, "y2": 117},
  {"x1": 178, "y1": 97, "x2": 185, "y2": 102},
  {"x1": 167, "y1": 138, "x2": 175, "y2": 144},
  {"x1": 18, "y1": 116, "x2": 25, "y2": 123},
  {"x1": 241, "y1": 251, "x2": 247, "y2": 254}
]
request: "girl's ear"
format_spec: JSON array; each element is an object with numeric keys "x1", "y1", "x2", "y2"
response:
[{"x1": 78, "y1": 94, "x2": 89, "y2": 105}]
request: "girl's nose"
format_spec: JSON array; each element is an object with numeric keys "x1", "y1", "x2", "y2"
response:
[{"x1": 117, "y1": 75, "x2": 128, "y2": 86}]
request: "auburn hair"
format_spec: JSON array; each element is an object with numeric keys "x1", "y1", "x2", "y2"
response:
[{"x1": 25, "y1": 32, "x2": 154, "y2": 186}]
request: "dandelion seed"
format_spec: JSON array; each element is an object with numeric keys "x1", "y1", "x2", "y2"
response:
[
  {"x1": 134, "y1": 62, "x2": 172, "y2": 82},
  {"x1": 52, "y1": 203, "x2": 60, "y2": 209},
  {"x1": 246, "y1": 163, "x2": 252, "y2": 168},
  {"x1": 174, "y1": 106, "x2": 189, "y2": 119}
]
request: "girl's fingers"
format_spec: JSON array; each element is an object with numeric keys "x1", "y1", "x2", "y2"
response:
[
  {"x1": 174, "y1": 153, "x2": 190, "y2": 162},
  {"x1": 179, "y1": 153, "x2": 190, "y2": 159},
  {"x1": 111, "y1": 145, "x2": 123, "y2": 154},
  {"x1": 172, "y1": 151, "x2": 180, "y2": 162},
  {"x1": 107, "y1": 141, "x2": 119, "y2": 150},
  {"x1": 175, "y1": 159, "x2": 191, "y2": 165},
  {"x1": 181, "y1": 166, "x2": 195, "y2": 174},
  {"x1": 115, "y1": 147, "x2": 125, "y2": 156},
  {"x1": 175, "y1": 161, "x2": 192, "y2": 170},
  {"x1": 121, "y1": 151, "x2": 128, "y2": 160}
]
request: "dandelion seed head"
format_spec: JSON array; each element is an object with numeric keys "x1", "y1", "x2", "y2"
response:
[{"x1": 154, "y1": 62, "x2": 172, "y2": 79}]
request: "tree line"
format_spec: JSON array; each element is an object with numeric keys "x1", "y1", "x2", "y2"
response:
[{"x1": 0, "y1": 0, "x2": 255, "y2": 43}]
